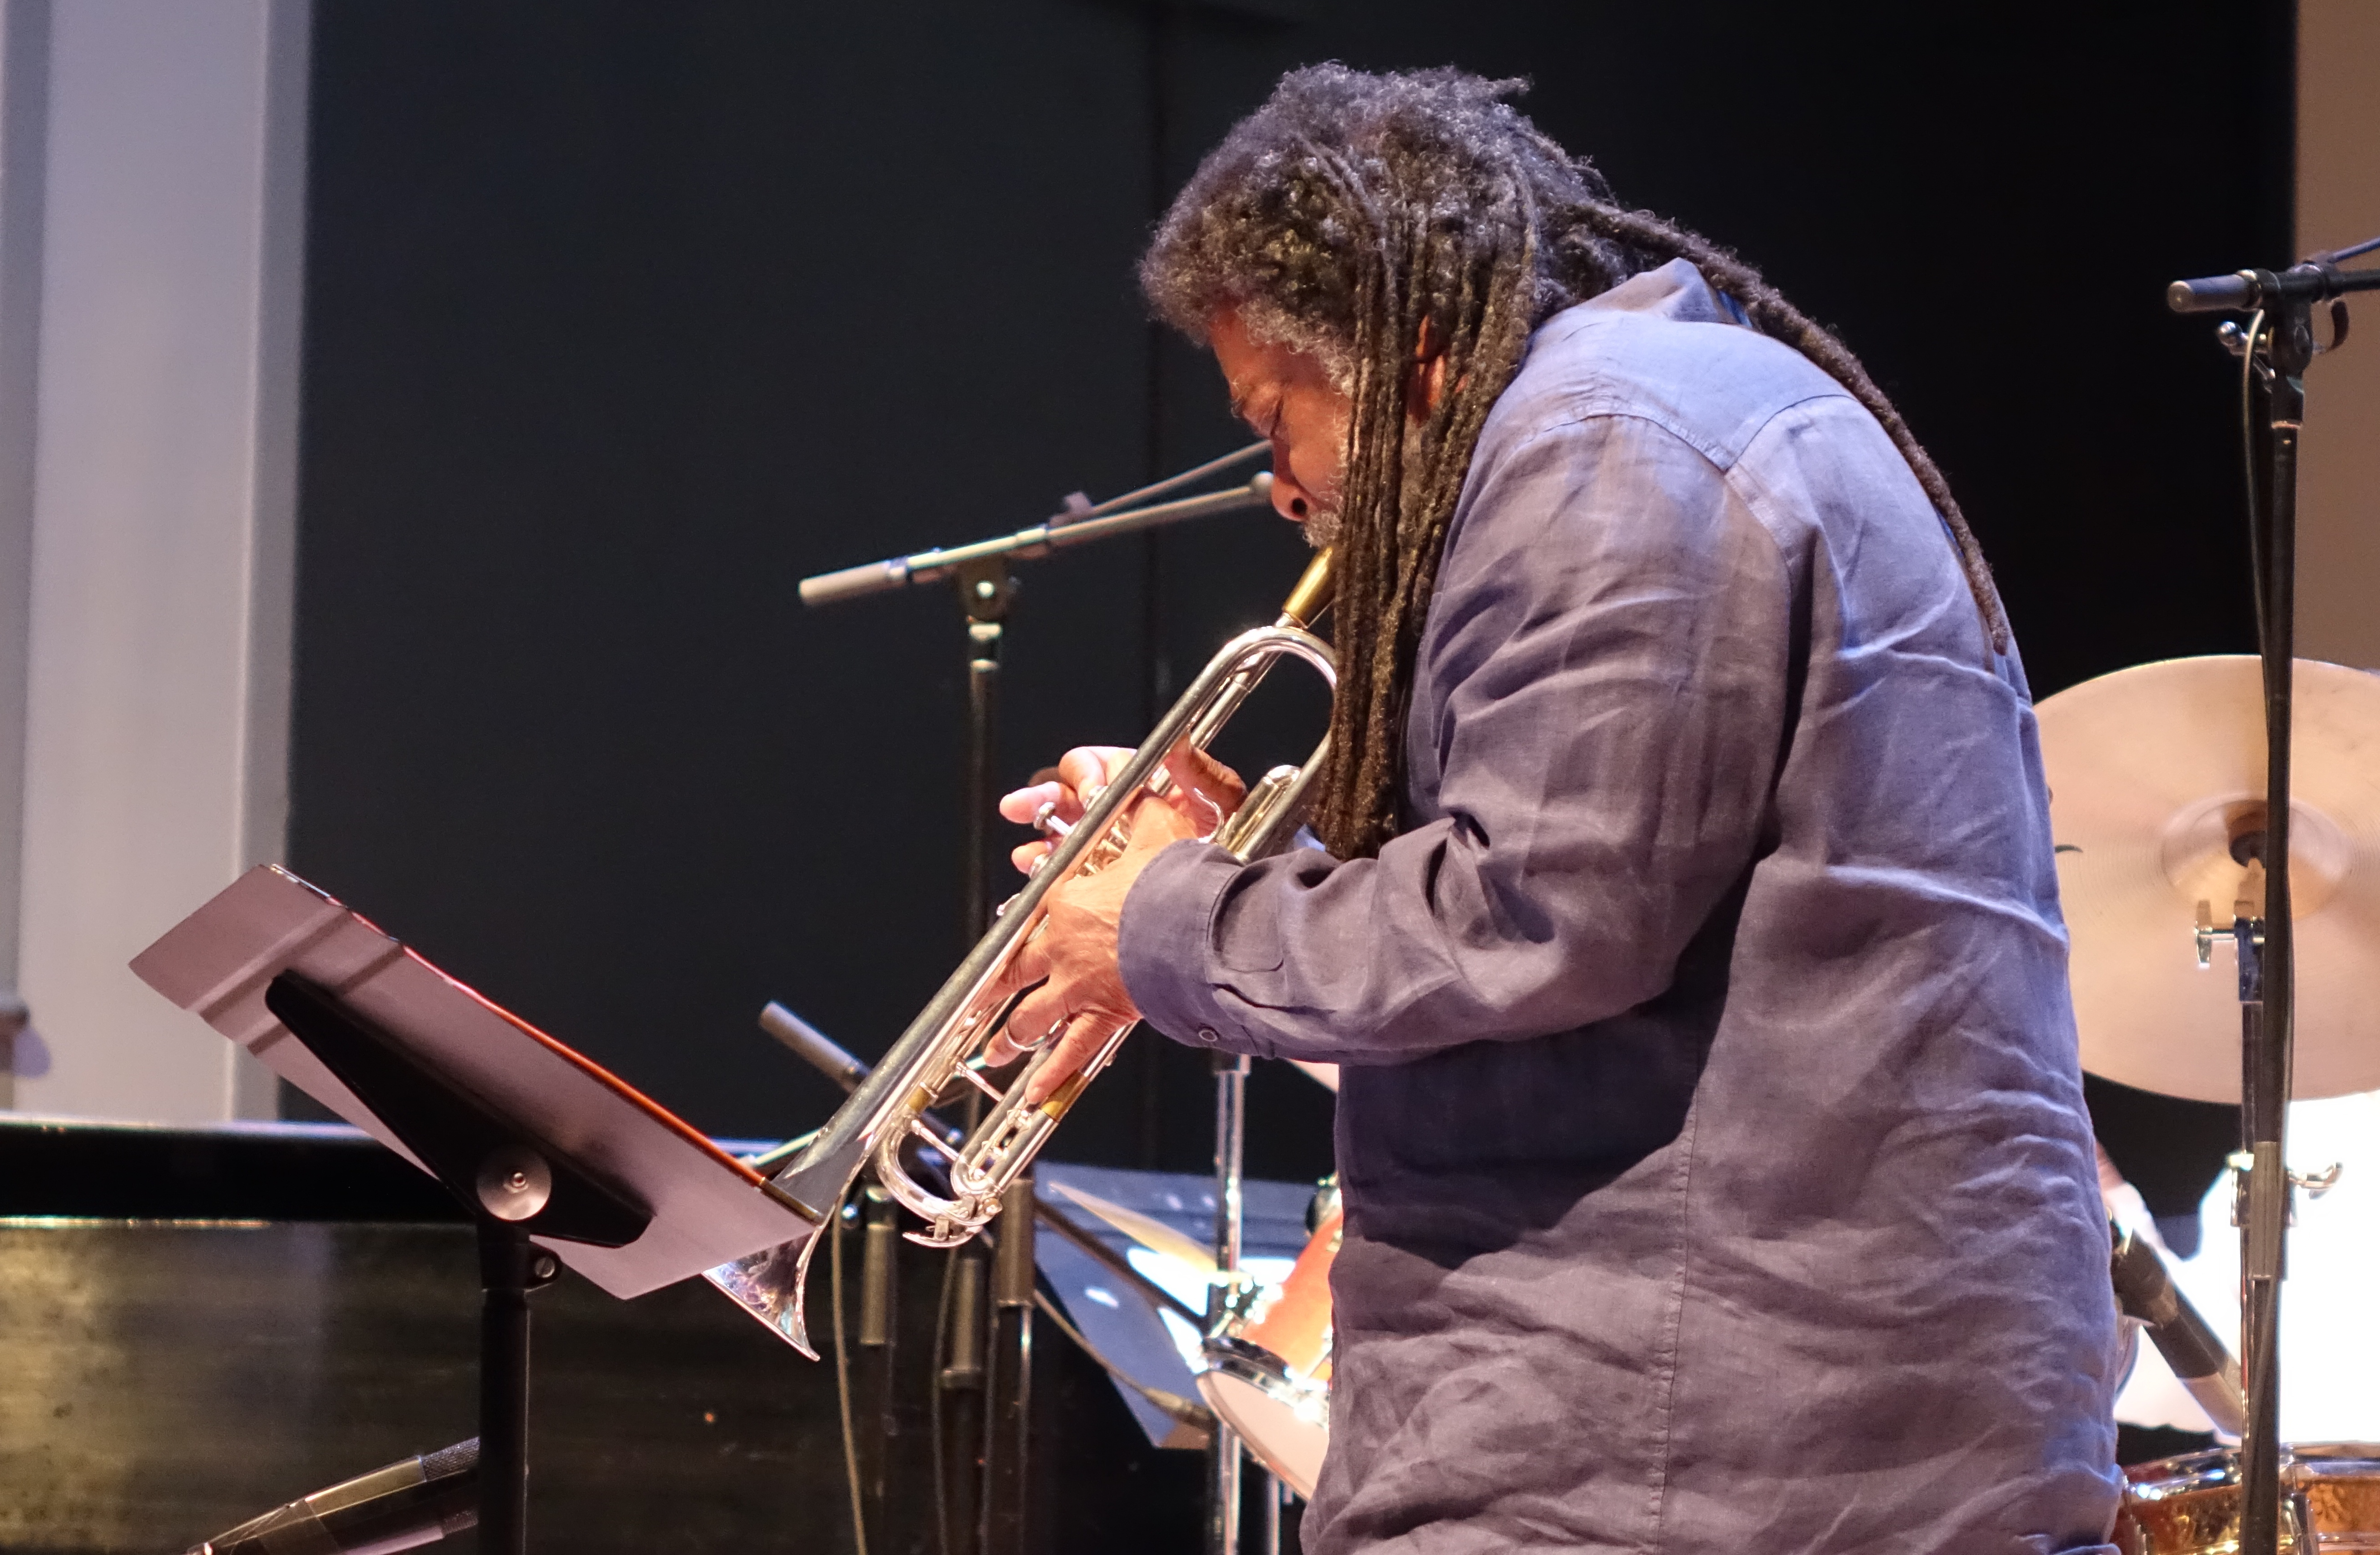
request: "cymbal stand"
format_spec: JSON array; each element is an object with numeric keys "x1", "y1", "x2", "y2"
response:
[{"x1": 2171, "y1": 239, "x2": 2380, "y2": 1555}]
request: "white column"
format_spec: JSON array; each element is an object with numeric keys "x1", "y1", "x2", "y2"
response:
[
  {"x1": 2295, "y1": 0, "x2": 2380, "y2": 673},
  {"x1": 9, "y1": 0, "x2": 309, "y2": 1121},
  {"x1": 0, "y1": 0, "x2": 48, "y2": 1110}
]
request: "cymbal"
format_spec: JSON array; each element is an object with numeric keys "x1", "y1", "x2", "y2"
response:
[
  {"x1": 2038, "y1": 654, "x2": 2380, "y2": 1103},
  {"x1": 1048, "y1": 1180, "x2": 1216, "y2": 1275}
]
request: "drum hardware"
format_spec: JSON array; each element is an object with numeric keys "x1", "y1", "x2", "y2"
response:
[
  {"x1": 183, "y1": 1438, "x2": 481, "y2": 1555},
  {"x1": 1195, "y1": 1200, "x2": 1342, "y2": 1500},
  {"x1": 2087, "y1": 246, "x2": 2380, "y2": 1555},
  {"x1": 1306, "y1": 1174, "x2": 1340, "y2": 1233},
  {"x1": 1207, "y1": 1048, "x2": 1262, "y2": 1555},
  {"x1": 2116, "y1": 1444, "x2": 2380, "y2": 1555},
  {"x1": 2110, "y1": 1222, "x2": 2248, "y2": 1438},
  {"x1": 2222, "y1": 1152, "x2": 2342, "y2": 1201}
]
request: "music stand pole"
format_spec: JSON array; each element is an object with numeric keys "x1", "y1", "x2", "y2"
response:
[
  {"x1": 477, "y1": 1222, "x2": 544, "y2": 1555},
  {"x1": 257, "y1": 974, "x2": 653, "y2": 1555}
]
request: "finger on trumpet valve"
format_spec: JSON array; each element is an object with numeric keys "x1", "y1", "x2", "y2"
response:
[{"x1": 1032, "y1": 799, "x2": 1073, "y2": 839}]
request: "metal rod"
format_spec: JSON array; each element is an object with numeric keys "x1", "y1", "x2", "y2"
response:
[
  {"x1": 940, "y1": 1244, "x2": 986, "y2": 1555},
  {"x1": 1076, "y1": 440, "x2": 1265, "y2": 521},
  {"x1": 2238, "y1": 293, "x2": 2313, "y2": 1555},
  {"x1": 1033, "y1": 1195, "x2": 1205, "y2": 1323},
  {"x1": 983, "y1": 1173, "x2": 1037, "y2": 1555},
  {"x1": 476, "y1": 1222, "x2": 534, "y2": 1555},
  {"x1": 800, "y1": 474, "x2": 1273, "y2": 607},
  {"x1": 1207, "y1": 1053, "x2": 1250, "y2": 1555},
  {"x1": 857, "y1": 1185, "x2": 899, "y2": 1530}
]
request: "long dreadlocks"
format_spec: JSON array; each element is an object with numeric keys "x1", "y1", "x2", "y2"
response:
[{"x1": 1142, "y1": 66, "x2": 2002, "y2": 860}]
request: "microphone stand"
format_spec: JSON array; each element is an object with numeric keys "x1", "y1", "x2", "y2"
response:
[
  {"x1": 799, "y1": 443, "x2": 1273, "y2": 1555},
  {"x1": 2168, "y1": 237, "x2": 2380, "y2": 1555}
]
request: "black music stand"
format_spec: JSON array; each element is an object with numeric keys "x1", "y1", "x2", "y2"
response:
[{"x1": 134, "y1": 866, "x2": 824, "y2": 1555}]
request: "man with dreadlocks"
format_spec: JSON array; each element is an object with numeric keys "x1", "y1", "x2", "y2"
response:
[{"x1": 994, "y1": 65, "x2": 2120, "y2": 1554}]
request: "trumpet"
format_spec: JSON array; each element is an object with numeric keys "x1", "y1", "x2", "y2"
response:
[{"x1": 708, "y1": 549, "x2": 1337, "y2": 1356}]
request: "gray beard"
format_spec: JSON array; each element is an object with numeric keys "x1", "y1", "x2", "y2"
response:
[{"x1": 1301, "y1": 502, "x2": 1342, "y2": 551}]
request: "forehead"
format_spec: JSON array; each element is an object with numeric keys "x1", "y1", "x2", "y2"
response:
[{"x1": 1207, "y1": 307, "x2": 1328, "y2": 405}]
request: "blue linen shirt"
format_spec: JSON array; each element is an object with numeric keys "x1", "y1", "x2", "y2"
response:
[{"x1": 1118, "y1": 261, "x2": 2123, "y2": 1555}]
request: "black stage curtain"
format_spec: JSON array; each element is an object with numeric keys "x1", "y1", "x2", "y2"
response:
[{"x1": 289, "y1": 0, "x2": 2288, "y2": 1201}]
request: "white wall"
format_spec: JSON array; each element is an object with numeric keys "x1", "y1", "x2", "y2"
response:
[
  {"x1": 7, "y1": 0, "x2": 308, "y2": 1121},
  {"x1": 2295, "y1": 0, "x2": 2380, "y2": 673}
]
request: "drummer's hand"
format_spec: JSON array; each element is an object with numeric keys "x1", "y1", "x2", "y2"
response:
[{"x1": 987, "y1": 747, "x2": 1244, "y2": 1102}]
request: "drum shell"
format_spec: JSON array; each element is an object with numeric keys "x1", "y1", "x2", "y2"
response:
[{"x1": 1235, "y1": 1206, "x2": 1341, "y2": 1383}]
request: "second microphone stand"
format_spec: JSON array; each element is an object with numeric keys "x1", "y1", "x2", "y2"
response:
[{"x1": 801, "y1": 444, "x2": 1275, "y2": 1555}]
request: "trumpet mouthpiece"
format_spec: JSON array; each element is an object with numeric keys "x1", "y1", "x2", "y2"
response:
[{"x1": 1280, "y1": 547, "x2": 1335, "y2": 631}]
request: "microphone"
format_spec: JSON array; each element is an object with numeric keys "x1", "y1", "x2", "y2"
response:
[
  {"x1": 2109, "y1": 1225, "x2": 2246, "y2": 1436},
  {"x1": 184, "y1": 1438, "x2": 476, "y2": 1555},
  {"x1": 2167, "y1": 257, "x2": 2380, "y2": 314},
  {"x1": 760, "y1": 1001, "x2": 869, "y2": 1092}
]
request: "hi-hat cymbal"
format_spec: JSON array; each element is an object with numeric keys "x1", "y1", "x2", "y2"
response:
[{"x1": 2037, "y1": 654, "x2": 2380, "y2": 1104}]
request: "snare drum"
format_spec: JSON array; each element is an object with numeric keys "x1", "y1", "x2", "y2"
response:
[
  {"x1": 2117, "y1": 1443, "x2": 2380, "y2": 1553},
  {"x1": 1197, "y1": 1201, "x2": 1341, "y2": 1497}
]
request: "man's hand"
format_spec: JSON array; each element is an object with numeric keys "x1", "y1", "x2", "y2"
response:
[{"x1": 988, "y1": 744, "x2": 1244, "y2": 1100}]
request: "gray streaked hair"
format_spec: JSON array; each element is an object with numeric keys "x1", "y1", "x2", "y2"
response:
[{"x1": 1144, "y1": 65, "x2": 2001, "y2": 858}]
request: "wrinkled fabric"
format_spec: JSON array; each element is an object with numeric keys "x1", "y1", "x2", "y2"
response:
[{"x1": 1119, "y1": 260, "x2": 2122, "y2": 1554}]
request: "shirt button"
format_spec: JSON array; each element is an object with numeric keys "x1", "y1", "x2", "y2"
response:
[{"x1": 1196, "y1": 1026, "x2": 1220, "y2": 1044}]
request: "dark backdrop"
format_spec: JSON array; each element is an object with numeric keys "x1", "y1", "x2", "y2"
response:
[{"x1": 288, "y1": 0, "x2": 2288, "y2": 1204}]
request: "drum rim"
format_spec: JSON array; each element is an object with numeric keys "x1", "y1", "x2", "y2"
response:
[
  {"x1": 2124, "y1": 1441, "x2": 2380, "y2": 1501},
  {"x1": 1201, "y1": 1335, "x2": 1329, "y2": 1411}
]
